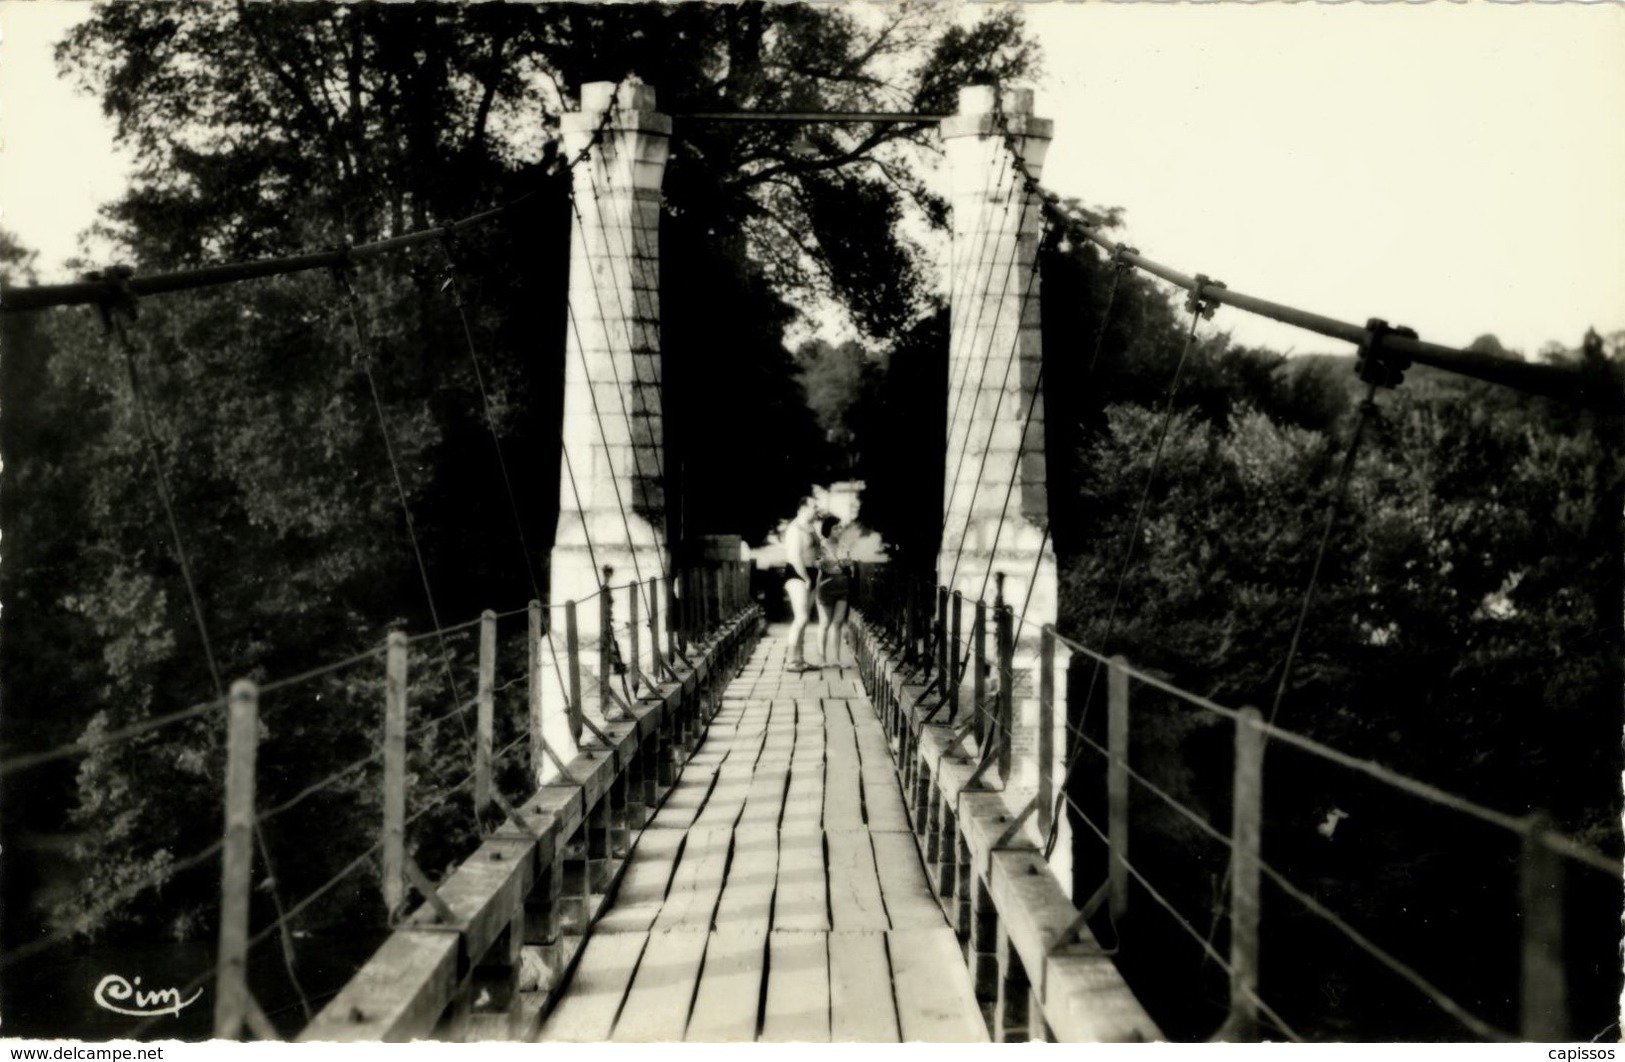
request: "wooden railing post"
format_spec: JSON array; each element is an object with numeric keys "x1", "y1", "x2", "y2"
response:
[
  {"x1": 1107, "y1": 656, "x2": 1130, "y2": 924},
  {"x1": 949, "y1": 590, "x2": 963, "y2": 722},
  {"x1": 1224, "y1": 707, "x2": 1264, "y2": 1041},
  {"x1": 586, "y1": 793, "x2": 611, "y2": 893},
  {"x1": 686, "y1": 566, "x2": 699, "y2": 637},
  {"x1": 625, "y1": 731, "x2": 648, "y2": 829},
  {"x1": 608, "y1": 769, "x2": 631, "y2": 862},
  {"x1": 383, "y1": 632, "x2": 408, "y2": 917},
  {"x1": 937, "y1": 795, "x2": 959, "y2": 902},
  {"x1": 1038, "y1": 625, "x2": 1056, "y2": 841},
  {"x1": 972, "y1": 599, "x2": 987, "y2": 748},
  {"x1": 1520, "y1": 813, "x2": 1568, "y2": 1040},
  {"x1": 627, "y1": 582, "x2": 642, "y2": 696},
  {"x1": 994, "y1": 922, "x2": 1031, "y2": 1042},
  {"x1": 528, "y1": 600, "x2": 544, "y2": 785},
  {"x1": 476, "y1": 610, "x2": 496, "y2": 814},
  {"x1": 903, "y1": 580, "x2": 918, "y2": 667},
  {"x1": 677, "y1": 567, "x2": 690, "y2": 645},
  {"x1": 913, "y1": 750, "x2": 933, "y2": 836},
  {"x1": 564, "y1": 601, "x2": 583, "y2": 747},
  {"x1": 598, "y1": 568, "x2": 613, "y2": 723},
  {"x1": 648, "y1": 575, "x2": 663, "y2": 686},
  {"x1": 969, "y1": 872, "x2": 999, "y2": 1005},
  {"x1": 687, "y1": 569, "x2": 697, "y2": 656},
  {"x1": 668, "y1": 571, "x2": 682, "y2": 659},
  {"x1": 214, "y1": 679, "x2": 259, "y2": 1039},
  {"x1": 995, "y1": 602, "x2": 1014, "y2": 784},
  {"x1": 524, "y1": 850, "x2": 564, "y2": 999},
  {"x1": 925, "y1": 774, "x2": 945, "y2": 886}
]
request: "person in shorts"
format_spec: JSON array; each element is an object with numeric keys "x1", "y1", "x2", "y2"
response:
[
  {"x1": 813, "y1": 515, "x2": 851, "y2": 668},
  {"x1": 782, "y1": 497, "x2": 821, "y2": 672}
]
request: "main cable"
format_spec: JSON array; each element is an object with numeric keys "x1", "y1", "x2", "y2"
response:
[{"x1": 1043, "y1": 284, "x2": 1216, "y2": 858}]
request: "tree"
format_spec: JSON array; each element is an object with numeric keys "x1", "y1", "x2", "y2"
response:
[
  {"x1": 1038, "y1": 230, "x2": 1622, "y2": 1036},
  {"x1": 6, "y1": 3, "x2": 1046, "y2": 968}
]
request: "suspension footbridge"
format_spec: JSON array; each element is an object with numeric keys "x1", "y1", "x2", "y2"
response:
[{"x1": 0, "y1": 77, "x2": 1617, "y2": 1044}]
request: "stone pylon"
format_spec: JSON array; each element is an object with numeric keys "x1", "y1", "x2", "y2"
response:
[
  {"x1": 939, "y1": 85, "x2": 1069, "y2": 885},
  {"x1": 540, "y1": 80, "x2": 671, "y2": 782}
]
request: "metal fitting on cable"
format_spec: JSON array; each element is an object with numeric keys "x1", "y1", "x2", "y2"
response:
[
  {"x1": 1356, "y1": 317, "x2": 1415, "y2": 389},
  {"x1": 1185, "y1": 273, "x2": 1226, "y2": 320},
  {"x1": 1112, "y1": 244, "x2": 1140, "y2": 273},
  {"x1": 436, "y1": 228, "x2": 463, "y2": 293},
  {"x1": 328, "y1": 240, "x2": 358, "y2": 293},
  {"x1": 85, "y1": 264, "x2": 139, "y2": 333}
]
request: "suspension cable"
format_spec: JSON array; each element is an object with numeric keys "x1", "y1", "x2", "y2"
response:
[
  {"x1": 1267, "y1": 383, "x2": 1379, "y2": 728},
  {"x1": 941, "y1": 147, "x2": 1017, "y2": 454},
  {"x1": 1001, "y1": 152, "x2": 1590, "y2": 405},
  {"x1": 333, "y1": 263, "x2": 472, "y2": 742},
  {"x1": 1043, "y1": 280, "x2": 1220, "y2": 858},
  {"x1": 947, "y1": 226, "x2": 1045, "y2": 590},
  {"x1": 940, "y1": 158, "x2": 1026, "y2": 551},
  {"x1": 950, "y1": 216, "x2": 1050, "y2": 596},
  {"x1": 436, "y1": 237, "x2": 541, "y2": 602},
  {"x1": 562, "y1": 290, "x2": 648, "y2": 593},
  {"x1": 103, "y1": 299, "x2": 224, "y2": 697},
  {"x1": 585, "y1": 112, "x2": 674, "y2": 581},
  {"x1": 566, "y1": 190, "x2": 660, "y2": 612}
]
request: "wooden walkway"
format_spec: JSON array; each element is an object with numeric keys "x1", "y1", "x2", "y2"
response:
[{"x1": 537, "y1": 626, "x2": 988, "y2": 1043}]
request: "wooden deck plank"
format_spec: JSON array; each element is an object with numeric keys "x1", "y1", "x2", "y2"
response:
[
  {"x1": 737, "y1": 763, "x2": 789, "y2": 830},
  {"x1": 870, "y1": 830, "x2": 944, "y2": 929},
  {"x1": 854, "y1": 725, "x2": 894, "y2": 765},
  {"x1": 772, "y1": 826, "x2": 829, "y2": 932},
  {"x1": 685, "y1": 928, "x2": 768, "y2": 1042},
  {"x1": 597, "y1": 828, "x2": 687, "y2": 934},
  {"x1": 861, "y1": 769, "x2": 913, "y2": 833},
  {"x1": 829, "y1": 930, "x2": 901, "y2": 1042},
  {"x1": 761, "y1": 930, "x2": 830, "y2": 1043},
  {"x1": 826, "y1": 828, "x2": 889, "y2": 931},
  {"x1": 611, "y1": 928, "x2": 710, "y2": 1042},
  {"x1": 690, "y1": 762, "x2": 755, "y2": 830},
  {"x1": 822, "y1": 759, "x2": 865, "y2": 831},
  {"x1": 715, "y1": 826, "x2": 778, "y2": 930},
  {"x1": 653, "y1": 825, "x2": 732, "y2": 931},
  {"x1": 780, "y1": 762, "x2": 824, "y2": 835},
  {"x1": 538, "y1": 626, "x2": 1031, "y2": 1045},
  {"x1": 888, "y1": 927, "x2": 989, "y2": 1042},
  {"x1": 537, "y1": 931, "x2": 647, "y2": 1042}
]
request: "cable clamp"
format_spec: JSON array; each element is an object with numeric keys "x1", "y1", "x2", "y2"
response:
[
  {"x1": 328, "y1": 240, "x2": 358, "y2": 293},
  {"x1": 85, "y1": 265, "x2": 139, "y2": 333},
  {"x1": 1185, "y1": 273, "x2": 1226, "y2": 320},
  {"x1": 1111, "y1": 245, "x2": 1139, "y2": 273},
  {"x1": 435, "y1": 227, "x2": 464, "y2": 293},
  {"x1": 1356, "y1": 317, "x2": 1415, "y2": 389}
]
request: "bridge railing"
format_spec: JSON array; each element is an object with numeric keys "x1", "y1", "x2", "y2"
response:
[
  {"x1": 850, "y1": 564, "x2": 1619, "y2": 1043},
  {"x1": 298, "y1": 577, "x2": 761, "y2": 1042},
  {"x1": 0, "y1": 564, "x2": 760, "y2": 1041}
]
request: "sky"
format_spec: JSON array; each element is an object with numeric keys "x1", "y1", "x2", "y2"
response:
[{"x1": 1, "y1": 1, "x2": 1621, "y2": 358}]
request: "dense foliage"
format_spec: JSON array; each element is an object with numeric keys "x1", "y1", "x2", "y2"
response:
[
  {"x1": 1031, "y1": 230, "x2": 1624, "y2": 1040},
  {"x1": 0, "y1": 1, "x2": 1036, "y2": 1014},
  {"x1": 2, "y1": 0, "x2": 1616, "y2": 1040}
]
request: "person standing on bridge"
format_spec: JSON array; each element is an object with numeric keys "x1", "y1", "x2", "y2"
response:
[
  {"x1": 813, "y1": 515, "x2": 852, "y2": 668},
  {"x1": 782, "y1": 497, "x2": 821, "y2": 672}
]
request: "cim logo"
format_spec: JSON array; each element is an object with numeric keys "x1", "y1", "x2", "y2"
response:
[{"x1": 93, "y1": 974, "x2": 202, "y2": 1019}]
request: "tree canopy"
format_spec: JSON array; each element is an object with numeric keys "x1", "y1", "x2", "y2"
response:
[
  {"x1": 1, "y1": 2, "x2": 1042, "y2": 993},
  {"x1": 2, "y1": 1, "x2": 1618, "y2": 1040}
]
